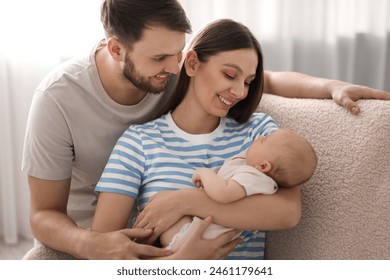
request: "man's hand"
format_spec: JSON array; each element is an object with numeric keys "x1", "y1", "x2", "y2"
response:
[
  {"x1": 264, "y1": 71, "x2": 390, "y2": 115},
  {"x1": 89, "y1": 228, "x2": 171, "y2": 259},
  {"x1": 331, "y1": 83, "x2": 390, "y2": 115}
]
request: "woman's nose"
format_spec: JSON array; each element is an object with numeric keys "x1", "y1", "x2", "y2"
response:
[{"x1": 230, "y1": 83, "x2": 246, "y2": 99}]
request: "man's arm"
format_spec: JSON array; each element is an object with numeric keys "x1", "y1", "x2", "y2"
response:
[
  {"x1": 28, "y1": 176, "x2": 169, "y2": 259},
  {"x1": 192, "y1": 168, "x2": 246, "y2": 203},
  {"x1": 28, "y1": 176, "x2": 90, "y2": 259},
  {"x1": 264, "y1": 71, "x2": 390, "y2": 114}
]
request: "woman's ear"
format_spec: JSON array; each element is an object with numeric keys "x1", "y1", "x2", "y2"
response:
[
  {"x1": 184, "y1": 50, "x2": 199, "y2": 76},
  {"x1": 255, "y1": 160, "x2": 272, "y2": 173},
  {"x1": 107, "y1": 36, "x2": 124, "y2": 62}
]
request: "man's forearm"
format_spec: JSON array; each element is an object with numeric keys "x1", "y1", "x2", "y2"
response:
[
  {"x1": 31, "y1": 210, "x2": 94, "y2": 259},
  {"x1": 264, "y1": 70, "x2": 344, "y2": 99}
]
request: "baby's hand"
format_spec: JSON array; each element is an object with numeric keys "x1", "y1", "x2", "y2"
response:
[{"x1": 192, "y1": 170, "x2": 204, "y2": 188}]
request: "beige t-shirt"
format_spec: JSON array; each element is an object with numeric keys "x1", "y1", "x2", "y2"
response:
[{"x1": 22, "y1": 40, "x2": 177, "y2": 228}]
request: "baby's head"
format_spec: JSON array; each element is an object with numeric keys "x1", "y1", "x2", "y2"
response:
[{"x1": 246, "y1": 129, "x2": 317, "y2": 188}]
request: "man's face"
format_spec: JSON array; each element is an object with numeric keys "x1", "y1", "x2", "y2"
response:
[{"x1": 122, "y1": 26, "x2": 185, "y2": 93}]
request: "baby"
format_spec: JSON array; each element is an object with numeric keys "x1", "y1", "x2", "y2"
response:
[{"x1": 160, "y1": 128, "x2": 318, "y2": 251}]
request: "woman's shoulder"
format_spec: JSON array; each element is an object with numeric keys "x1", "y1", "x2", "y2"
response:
[
  {"x1": 224, "y1": 113, "x2": 278, "y2": 137},
  {"x1": 224, "y1": 112, "x2": 275, "y2": 126},
  {"x1": 119, "y1": 115, "x2": 170, "y2": 143},
  {"x1": 250, "y1": 111, "x2": 274, "y2": 121},
  {"x1": 250, "y1": 112, "x2": 278, "y2": 136}
]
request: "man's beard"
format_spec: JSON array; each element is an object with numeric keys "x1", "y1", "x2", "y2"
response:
[{"x1": 122, "y1": 55, "x2": 169, "y2": 94}]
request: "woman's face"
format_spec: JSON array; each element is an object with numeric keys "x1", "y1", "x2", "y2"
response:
[{"x1": 188, "y1": 48, "x2": 258, "y2": 118}]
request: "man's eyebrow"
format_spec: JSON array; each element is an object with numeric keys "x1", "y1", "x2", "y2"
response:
[
  {"x1": 152, "y1": 53, "x2": 173, "y2": 58},
  {"x1": 152, "y1": 45, "x2": 186, "y2": 58}
]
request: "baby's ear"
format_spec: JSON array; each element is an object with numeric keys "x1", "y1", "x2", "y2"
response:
[{"x1": 255, "y1": 160, "x2": 272, "y2": 173}]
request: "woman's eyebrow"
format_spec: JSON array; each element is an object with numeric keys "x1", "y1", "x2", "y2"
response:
[
  {"x1": 223, "y1": 63, "x2": 256, "y2": 78},
  {"x1": 223, "y1": 63, "x2": 242, "y2": 73}
]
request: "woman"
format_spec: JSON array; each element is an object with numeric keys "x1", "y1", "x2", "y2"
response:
[{"x1": 92, "y1": 19, "x2": 300, "y2": 259}]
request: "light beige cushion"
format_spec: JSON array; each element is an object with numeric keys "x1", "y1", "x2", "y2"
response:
[
  {"x1": 258, "y1": 94, "x2": 390, "y2": 259},
  {"x1": 22, "y1": 243, "x2": 77, "y2": 260}
]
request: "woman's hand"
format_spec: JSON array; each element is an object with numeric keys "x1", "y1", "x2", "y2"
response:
[
  {"x1": 134, "y1": 190, "x2": 191, "y2": 244},
  {"x1": 330, "y1": 82, "x2": 390, "y2": 115}
]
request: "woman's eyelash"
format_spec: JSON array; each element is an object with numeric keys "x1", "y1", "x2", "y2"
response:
[
  {"x1": 154, "y1": 57, "x2": 165, "y2": 61},
  {"x1": 225, "y1": 73, "x2": 251, "y2": 87},
  {"x1": 224, "y1": 73, "x2": 234, "y2": 79}
]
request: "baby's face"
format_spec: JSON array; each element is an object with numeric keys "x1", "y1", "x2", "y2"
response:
[
  {"x1": 246, "y1": 135, "x2": 267, "y2": 162},
  {"x1": 246, "y1": 134, "x2": 274, "y2": 166},
  {"x1": 247, "y1": 129, "x2": 317, "y2": 187},
  {"x1": 246, "y1": 130, "x2": 293, "y2": 167}
]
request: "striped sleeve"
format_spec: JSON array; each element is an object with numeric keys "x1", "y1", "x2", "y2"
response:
[
  {"x1": 250, "y1": 112, "x2": 278, "y2": 139},
  {"x1": 95, "y1": 127, "x2": 145, "y2": 199}
]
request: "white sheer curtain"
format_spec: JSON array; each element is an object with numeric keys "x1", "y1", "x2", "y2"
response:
[
  {"x1": 0, "y1": 0, "x2": 388, "y2": 245},
  {"x1": 0, "y1": 0, "x2": 103, "y2": 244},
  {"x1": 180, "y1": 0, "x2": 390, "y2": 91}
]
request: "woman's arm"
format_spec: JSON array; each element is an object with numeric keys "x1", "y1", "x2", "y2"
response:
[
  {"x1": 91, "y1": 192, "x2": 175, "y2": 259},
  {"x1": 135, "y1": 186, "x2": 301, "y2": 242},
  {"x1": 92, "y1": 192, "x2": 136, "y2": 232},
  {"x1": 264, "y1": 71, "x2": 390, "y2": 114},
  {"x1": 188, "y1": 187, "x2": 301, "y2": 230}
]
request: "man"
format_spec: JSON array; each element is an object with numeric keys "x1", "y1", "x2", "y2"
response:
[
  {"x1": 22, "y1": 0, "x2": 390, "y2": 260},
  {"x1": 23, "y1": 0, "x2": 242, "y2": 260}
]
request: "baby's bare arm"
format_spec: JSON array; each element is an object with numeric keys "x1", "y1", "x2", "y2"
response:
[{"x1": 192, "y1": 168, "x2": 246, "y2": 203}]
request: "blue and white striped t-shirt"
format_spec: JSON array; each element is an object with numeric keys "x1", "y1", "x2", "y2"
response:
[{"x1": 96, "y1": 112, "x2": 278, "y2": 259}]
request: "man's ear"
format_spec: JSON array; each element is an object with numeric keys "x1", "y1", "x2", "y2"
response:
[
  {"x1": 184, "y1": 50, "x2": 199, "y2": 76},
  {"x1": 107, "y1": 36, "x2": 124, "y2": 62},
  {"x1": 255, "y1": 160, "x2": 272, "y2": 173}
]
